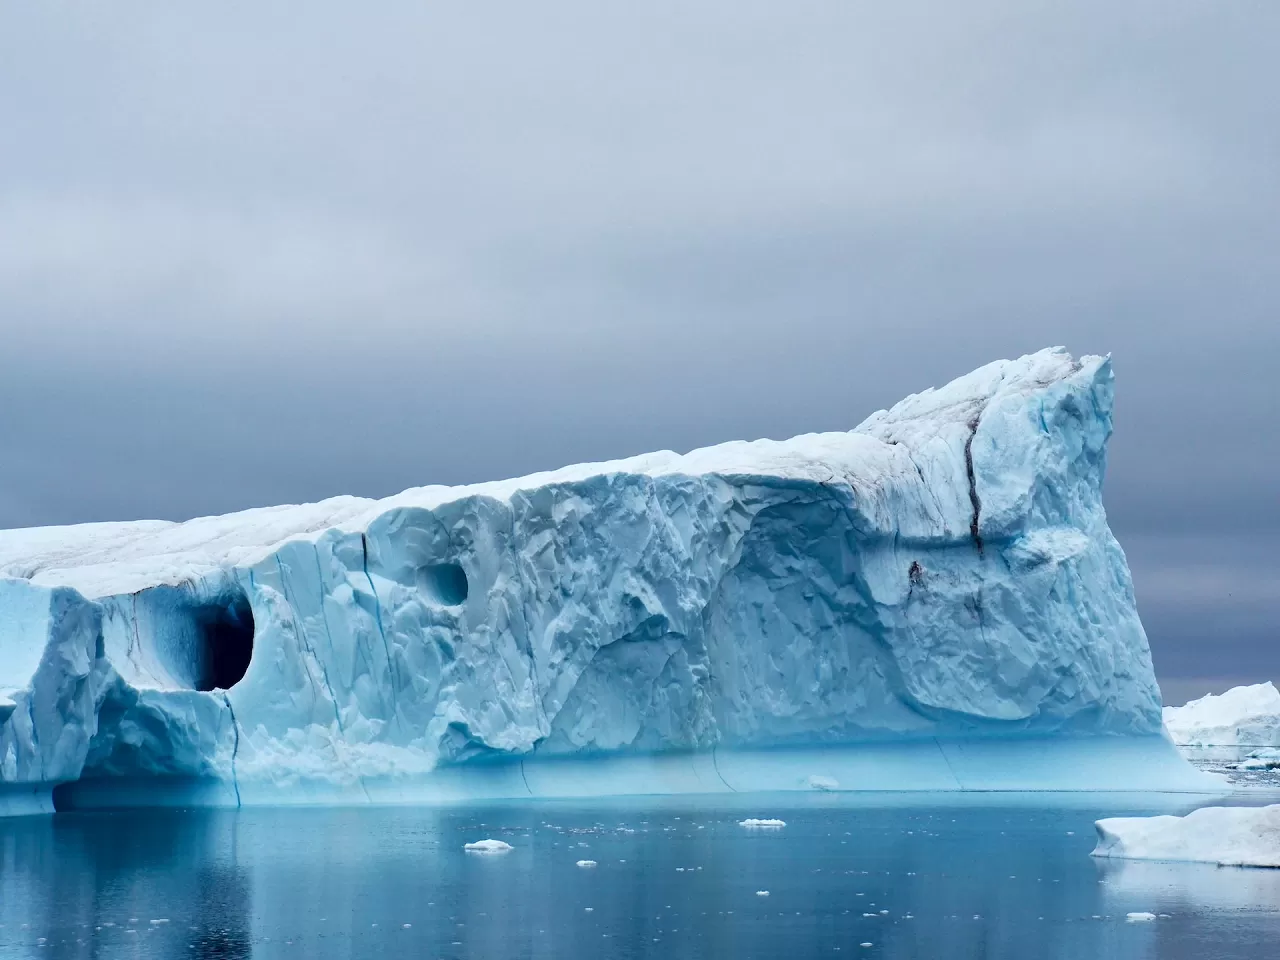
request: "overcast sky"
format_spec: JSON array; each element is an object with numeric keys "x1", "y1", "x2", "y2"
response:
[{"x1": 1, "y1": 2, "x2": 1276, "y2": 702}]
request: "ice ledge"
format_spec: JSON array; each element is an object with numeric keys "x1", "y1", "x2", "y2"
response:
[
  {"x1": 47, "y1": 737, "x2": 1221, "y2": 814},
  {"x1": 1093, "y1": 802, "x2": 1280, "y2": 867}
]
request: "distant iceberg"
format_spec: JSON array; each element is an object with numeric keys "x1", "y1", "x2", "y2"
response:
[
  {"x1": 0, "y1": 348, "x2": 1216, "y2": 815},
  {"x1": 1093, "y1": 805, "x2": 1280, "y2": 867},
  {"x1": 1163, "y1": 683, "x2": 1280, "y2": 764}
]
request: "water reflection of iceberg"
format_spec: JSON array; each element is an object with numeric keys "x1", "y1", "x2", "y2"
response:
[{"x1": 1098, "y1": 856, "x2": 1280, "y2": 913}]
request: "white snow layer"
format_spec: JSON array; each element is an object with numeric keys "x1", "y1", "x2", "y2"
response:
[
  {"x1": 0, "y1": 348, "x2": 1215, "y2": 814},
  {"x1": 1163, "y1": 683, "x2": 1280, "y2": 751},
  {"x1": 1093, "y1": 805, "x2": 1280, "y2": 867}
]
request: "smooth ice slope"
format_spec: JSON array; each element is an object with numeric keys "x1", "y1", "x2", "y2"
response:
[
  {"x1": 1093, "y1": 805, "x2": 1280, "y2": 867},
  {"x1": 1163, "y1": 684, "x2": 1280, "y2": 760},
  {"x1": 0, "y1": 348, "x2": 1214, "y2": 813}
]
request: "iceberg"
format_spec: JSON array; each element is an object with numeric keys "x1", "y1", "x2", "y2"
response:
[
  {"x1": 1093, "y1": 805, "x2": 1280, "y2": 867},
  {"x1": 0, "y1": 348, "x2": 1216, "y2": 815},
  {"x1": 1163, "y1": 683, "x2": 1280, "y2": 763}
]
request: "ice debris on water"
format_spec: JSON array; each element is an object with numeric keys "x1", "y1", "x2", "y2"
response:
[
  {"x1": 576, "y1": 859, "x2": 597, "y2": 868},
  {"x1": 740, "y1": 819, "x2": 786, "y2": 829},
  {"x1": 464, "y1": 839, "x2": 513, "y2": 854},
  {"x1": 756, "y1": 890, "x2": 770, "y2": 897},
  {"x1": 1126, "y1": 912, "x2": 1157, "y2": 923}
]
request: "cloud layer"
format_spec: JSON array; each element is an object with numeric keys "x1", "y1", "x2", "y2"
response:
[{"x1": 1, "y1": 1, "x2": 1276, "y2": 697}]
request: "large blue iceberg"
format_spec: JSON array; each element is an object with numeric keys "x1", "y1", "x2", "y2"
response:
[{"x1": 0, "y1": 348, "x2": 1214, "y2": 814}]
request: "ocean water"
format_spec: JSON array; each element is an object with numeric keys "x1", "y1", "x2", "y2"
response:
[{"x1": 2, "y1": 794, "x2": 1278, "y2": 959}]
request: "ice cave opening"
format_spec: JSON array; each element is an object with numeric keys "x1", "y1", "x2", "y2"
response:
[
  {"x1": 419, "y1": 562, "x2": 469, "y2": 606},
  {"x1": 190, "y1": 589, "x2": 255, "y2": 691}
]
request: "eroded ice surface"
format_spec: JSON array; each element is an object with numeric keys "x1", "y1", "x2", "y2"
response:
[
  {"x1": 0, "y1": 348, "x2": 1214, "y2": 814},
  {"x1": 1093, "y1": 805, "x2": 1280, "y2": 867}
]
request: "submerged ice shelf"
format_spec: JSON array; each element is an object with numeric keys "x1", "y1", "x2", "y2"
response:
[{"x1": 0, "y1": 348, "x2": 1216, "y2": 814}]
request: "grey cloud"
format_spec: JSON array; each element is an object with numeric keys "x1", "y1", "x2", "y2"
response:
[{"x1": 0, "y1": 1, "x2": 1276, "y2": 697}]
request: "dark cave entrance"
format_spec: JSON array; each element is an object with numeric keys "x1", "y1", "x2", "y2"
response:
[
  {"x1": 420, "y1": 562, "x2": 469, "y2": 606},
  {"x1": 192, "y1": 590, "x2": 255, "y2": 692}
]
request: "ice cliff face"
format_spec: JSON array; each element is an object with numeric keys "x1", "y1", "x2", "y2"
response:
[{"x1": 0, "y1": 348, "x2": 1193, "y2": 812}]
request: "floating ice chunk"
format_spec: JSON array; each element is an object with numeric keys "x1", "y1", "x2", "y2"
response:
[
  {"x1": 576, "y1": 859, "x2": 597, "y2": 868},
  {"x1": 1234, "y1": 758, "x2": 1278, "y2": 771},
  {"x1": 860, "y1": 943, "x2": 873, "y2": 948},
  {"x1": 756, "y1": 890, "x2": 770, "y2": 897},
  {"x1": 1126, "y1": 912, "x2": 1156, "y2": 922},
  {"x1": 807, "y1": 775, "x2": 839, "y2": 791},
  {"x1": 1093, "y1": 805, "x2": 1280, "y2": 867},
  {"x1": 464, "y1": 839, "x2": 513, "y2": 854},
  {"x1": 740, "y1": 819, "x2": 786, "y2": 829},
  {"x1": 148, "y1": 919, "x2": 169, "y2": 925}
]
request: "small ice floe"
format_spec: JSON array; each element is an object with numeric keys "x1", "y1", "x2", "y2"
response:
[
  {"x1": 577, "y1": 860, "x2": 597, "y2": 868},
  {"x1": 756, "y1": 890, "x2": 770, "y2": 897},
  {"x1": 1126, "y1": 912, "x2": 1157, "y2": 923},
  {"x1": 464, "y1": 839, "x2": 513, "y2": 854},
  {"x1": 1234, "y1": 758, "x2": 1278, "y2": 771},
  {"x1": 860, "y1": 943, "x2": 873, "y2": 948},
  {"x1": 148, "y1": 919, "x2": 169, "y2": 925},
  {"x1": 808, "y1": 775, "x2": 839, "y2": 791},
  {"x1": 1093, "y1": 804, "x2": 1280, "y2": 867},
  {"x1": 739, "y1": 818, "x2": 786, "y2": 829}
]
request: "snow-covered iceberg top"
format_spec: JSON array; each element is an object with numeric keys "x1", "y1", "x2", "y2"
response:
[
  {"x1": 0, "y1": 347, "x2": 1212, "y2": 814},
  {"x1": 1163, "y1": 683, "x2": 1280, "y2": 749},
  {"x1": 1093, "y1": 805, "x2": 1280, "y2": 868}
]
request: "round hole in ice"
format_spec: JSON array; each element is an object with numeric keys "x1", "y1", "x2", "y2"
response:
[{"x1": 419, "y1": 562, "x2": 469, "y2": 606}]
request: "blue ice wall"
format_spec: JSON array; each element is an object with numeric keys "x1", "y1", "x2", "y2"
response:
[{"x1": 0, "y1": 349, "x2": 1216, "y2": 813}]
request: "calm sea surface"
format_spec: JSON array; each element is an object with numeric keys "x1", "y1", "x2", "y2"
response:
[{"x1": 2, "y1": 793, "x2": 1278, "y2": 959}]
